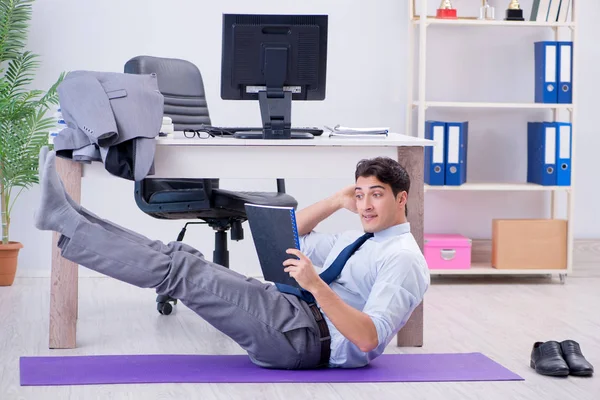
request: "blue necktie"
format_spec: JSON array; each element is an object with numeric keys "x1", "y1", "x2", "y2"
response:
[{"x1": 276, "y1": 232, "x2": 374, "y2": 303}]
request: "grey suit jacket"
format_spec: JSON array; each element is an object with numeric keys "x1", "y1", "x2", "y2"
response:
[{"x1": 53, "y1": 70, "x2": 164, "y2": 181}]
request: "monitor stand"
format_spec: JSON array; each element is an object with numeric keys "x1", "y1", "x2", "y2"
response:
[{"x1": 238, "y1": 89, "x2": 314, "y2": 140}]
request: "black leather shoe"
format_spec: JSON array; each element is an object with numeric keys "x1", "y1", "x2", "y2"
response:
[
  {"x1": 561, "y1": 340, "x2": 594, "y2": 377},
  {"x1": 530, "y1": 341, "x2": 570, "y2": 377}
]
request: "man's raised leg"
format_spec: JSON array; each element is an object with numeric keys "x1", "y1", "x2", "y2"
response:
[
  {"x1": 39, "y1": 146, "x2": 203, "y2": 258},
  {"x1": 68, "y1": 201, "x2": 204, "y2": 258}
]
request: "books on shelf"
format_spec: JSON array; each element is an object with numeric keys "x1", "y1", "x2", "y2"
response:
[
  {"x1": 325, "y1": 124, "x2": 389, "y2": 138},
  {"x1": 530, "y1": 0, "x2": 571, "y2": 22},
  {"x1": 527, "y1": 122, "x2": 571, "y2": 186},
  {"x1": 424, "y1": 120, "x2": 468, "y2": 187},
  {"x1": 423, "y1": 119, "x2": 572, "y2": 189},
  {"x1": 534, "y1": 41, "x2": 572, "y2": 104}
]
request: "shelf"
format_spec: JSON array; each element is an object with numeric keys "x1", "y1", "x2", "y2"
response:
[
  {"x1": 408, "y1": 1, "x2": 577, "y2": 278},
  {"x1": 424, "y1": 183, "x2": 570, "y2": 192},
  {"x1": 412, "y1": 18, "x2": 575, "y2": 28},
  {"x1": 412, "y1": 101, "x2": 573, "y2": 109},
  {"x1": 429, "y1": 263, "x2": 567, "y2": 276}
]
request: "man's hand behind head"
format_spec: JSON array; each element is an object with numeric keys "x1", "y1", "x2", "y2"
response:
[{"x1": 336, "y1": 184, "x2": 358, "y2": 214}]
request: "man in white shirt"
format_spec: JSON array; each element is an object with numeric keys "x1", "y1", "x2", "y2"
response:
[
  {"x1": 35, "y1": 152, "x2": 429, "y2": 370},
  {"x1": 284, "y1": 156, "x2": 430, "y2": 367}
]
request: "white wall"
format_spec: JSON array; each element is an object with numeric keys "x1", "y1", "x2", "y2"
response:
[{"x1": 10, "y1": 0, "x2": 600, "y2": 278}]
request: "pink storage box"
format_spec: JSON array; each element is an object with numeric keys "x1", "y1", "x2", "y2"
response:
[{"x1": 424, "y1": 234, "x2": 472, "y2": 270}]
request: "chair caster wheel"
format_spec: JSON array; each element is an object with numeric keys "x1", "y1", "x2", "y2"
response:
[
  {"x1": 156, "y1": 294, "x2": 177, "y2": 315},
  {"x1": 157, "y1": 302, "x2": 173, "y2": 315}
]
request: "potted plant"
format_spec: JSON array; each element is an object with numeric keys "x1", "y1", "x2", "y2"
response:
[{"x1": 0, "y1": 0, "x2": 63, "y2": 285}]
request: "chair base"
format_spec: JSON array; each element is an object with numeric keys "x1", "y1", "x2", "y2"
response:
[{"x1": 213, "y1": 230, "x2": 229, "y2": 268}]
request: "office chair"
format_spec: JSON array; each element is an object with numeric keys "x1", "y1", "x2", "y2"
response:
[{"x1": 124, "y1": 55, "x2": 298, "y2": 315}]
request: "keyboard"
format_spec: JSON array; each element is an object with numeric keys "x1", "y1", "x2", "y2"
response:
[{"x1": 207, "y1": 126, "x2": 324, "y2": 136}]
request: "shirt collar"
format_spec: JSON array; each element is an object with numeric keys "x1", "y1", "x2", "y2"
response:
[{"x1": 372, "y1": 222, "x2": 411, "y2": 241}]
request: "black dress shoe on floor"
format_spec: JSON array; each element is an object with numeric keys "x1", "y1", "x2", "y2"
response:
[
  {"x1": 561, "y1": 340, "x2": 594, "y2": 377},
  {"x1": 530, "y1": 341, "x2": 570, "y2": 377}
]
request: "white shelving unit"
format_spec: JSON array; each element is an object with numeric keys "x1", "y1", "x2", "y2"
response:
[
  {"x1": 412, "y1": 101, "x2": 573, "y2": 110},
  {"x1": 407, "y1": 1, "x2": 577, "y2": 282},
  {"x1": 412, "y1": 17, "x2": 574, "y2": 28},
  {"x1": 424, "y1": 183, "x2": 571, "y2": 192}
]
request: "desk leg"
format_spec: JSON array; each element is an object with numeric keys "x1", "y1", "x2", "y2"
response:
[
  {"x1": 49, "y1": 158, "x2": 81, "y2": 349},
  {"x1": 396, "y1": 146, "x2": 424, "y2": 347}
]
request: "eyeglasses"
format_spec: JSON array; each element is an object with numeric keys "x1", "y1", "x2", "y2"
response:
[
  {"x1": 183, "y1": 126, "x2": 235, "y2": 139},
  {"x1": 183, "y1": 130, "x2": 212, "y2": 139}
]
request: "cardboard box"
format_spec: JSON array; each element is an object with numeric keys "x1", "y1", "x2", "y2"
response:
[{"x1": 491, "y1": 219, "x2": 567, "y2": 269}]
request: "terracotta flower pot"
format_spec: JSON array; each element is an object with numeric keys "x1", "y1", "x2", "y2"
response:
[{"x1": 0, "y1": 241, "x2": 24, "y2": 286}]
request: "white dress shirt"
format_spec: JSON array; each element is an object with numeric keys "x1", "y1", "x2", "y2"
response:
[{"x1": 299, "y1": 222, "x2": 430, "y2": 368}]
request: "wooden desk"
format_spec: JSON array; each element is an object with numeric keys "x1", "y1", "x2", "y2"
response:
[{"x1": 49, "y1": 133, "x2": 433, "y2": 349}]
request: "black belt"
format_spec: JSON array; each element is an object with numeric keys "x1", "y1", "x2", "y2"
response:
[{"x1": 308, "y1": 303, "x2": 331, "y2": 368}]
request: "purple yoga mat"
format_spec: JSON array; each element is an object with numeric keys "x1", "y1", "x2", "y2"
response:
[{"x1": 20, "y1": 353, "x2": 523, "y2": 386}]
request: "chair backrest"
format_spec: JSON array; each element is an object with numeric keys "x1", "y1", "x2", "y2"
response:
[{"x1": 124, "y1": 55, "x2": 211, "y2": 131}]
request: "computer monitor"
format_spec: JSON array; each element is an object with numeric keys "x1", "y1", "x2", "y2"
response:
[{"x1": 220, "y1": 14, "x2": 328, "y2": 139}]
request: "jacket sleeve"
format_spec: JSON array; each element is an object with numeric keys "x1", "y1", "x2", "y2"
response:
[{"x1": 57, "y1": 73, "x2": 119, "y2": 147}]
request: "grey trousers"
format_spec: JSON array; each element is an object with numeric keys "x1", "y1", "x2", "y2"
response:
[{"x1": 57, "y1": 207, "x2": 325, "y2": 369}]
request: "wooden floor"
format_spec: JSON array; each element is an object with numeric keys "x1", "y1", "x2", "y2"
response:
[{"x1": 1, "y1": 265, "x2": 598, "y2": 399}]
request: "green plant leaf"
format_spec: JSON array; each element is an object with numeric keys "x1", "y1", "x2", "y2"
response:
[
  {"x1": 0, "y1": 0, "x2": 64, "y2": 243},
  {"x1": 0, "y1": 0, "x2": 35, "y2": 63}
]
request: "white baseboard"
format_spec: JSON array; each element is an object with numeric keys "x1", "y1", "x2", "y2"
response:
[{"x1": 572, "y1": 239, "x2": 600, "y2": 264}]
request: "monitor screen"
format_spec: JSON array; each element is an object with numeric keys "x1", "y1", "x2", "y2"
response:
[
  {"x1": 220, "y1": 14, "x2": 328, "y2": 139},
  {"x1": 221, "y1": 14, "x2": 328, "y2": 101}
]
